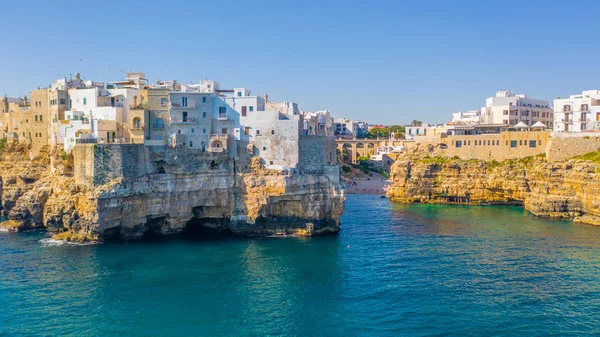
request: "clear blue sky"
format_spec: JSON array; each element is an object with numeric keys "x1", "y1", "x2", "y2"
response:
[{"x1": 1, "y1": 0, "x2": 599, "y2": 125}]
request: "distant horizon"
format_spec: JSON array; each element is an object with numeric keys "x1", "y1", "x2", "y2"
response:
[{"x1": 2, "y1": 0, "x2": 600, "y2": 125}]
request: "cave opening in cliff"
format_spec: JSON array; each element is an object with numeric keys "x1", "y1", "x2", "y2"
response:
[
  {"x1": 182, "y1": 218, "x2": 235, "y2": 241},
  {"x1": 141, "y1": 216, "x2": 168, "y2": 241}
]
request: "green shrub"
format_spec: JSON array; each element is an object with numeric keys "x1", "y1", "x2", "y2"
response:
[
  {"x1": 0, "y1": 138, "x2": 6, "y2": 153},
  {"x1": 341, "y1": 165, "x2": 352, "y2": 173}
]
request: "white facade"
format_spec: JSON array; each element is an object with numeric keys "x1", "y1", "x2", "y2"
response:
[
  {"x1": 553, "y1": 90, "x2": 600, "y2": 133},
  {"x1": 452, "y1": 110, "x2": 484, "y2": 124},
  {"x1": 481, "y1": 89, "x2": 553, "y2": 128}
]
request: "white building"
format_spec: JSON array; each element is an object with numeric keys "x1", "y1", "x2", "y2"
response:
[
  {"x1": 553, "y1": 90, "x2": 600, "y2": 133},
  {"x1": 452, "y1": 110, "x2": 484, "y2": 124},
  {"x1": 301, "y1": 110, "x2": 333, "y2": 135},
  {"x1": 481, "y1": 89, "x2": 553, "y2": 128}
]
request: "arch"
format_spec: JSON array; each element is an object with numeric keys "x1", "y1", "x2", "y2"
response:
[
  {"x1": 343, "y1": 142, "x2": 353, "y2": 148},
  {"x1": 356, "y1": 142, "x2": 365, "y2": 148},
  {"x1": 211, "y1": 140, "x2": 223, "y2": 148},
  {"x1": 437, "y1": 143, "x2": 448, "y2": 149},
  {"x1": 132, "y1": 117, "x2": 142, "y2": 129},
  {"x1": 367, "y1": 143, "x2": 375, "y2": 149}
]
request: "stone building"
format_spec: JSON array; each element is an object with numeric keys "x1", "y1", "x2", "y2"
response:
[
  {"x1": 29, "y1": 89, "x2": 50, "y2": 154},
  {"x1": 167, "y1": 92, "x2": 212, "y2": 150}
]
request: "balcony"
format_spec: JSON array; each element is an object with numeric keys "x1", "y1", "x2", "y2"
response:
[
  {"x1": 218, "y1": 113, "x2": 227, "y2": 120},
  {"x1": 170, "y1": 117, "x2": 196, "y2": 124},
  {"x1": 170, "y1": 102, "x2": 196, "y2": 109},
  {"x1": 75, "y1": 138, "x2": 97, "y2": 144},
  {"x1": 209, "y1": 147, "x2": 224, "y2": 153},
  {"x1": 129, "y1": 103, "x2": 147, "y2": 110},
  {"x1": 210, "y1": 134, "x2": 228, "y2": 139}
]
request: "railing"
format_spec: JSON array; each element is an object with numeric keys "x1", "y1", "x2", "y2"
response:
[
  {"x1": 210, "y1": 134, "x2": 228, "y2": 139},
  {"x1": 170, "y1": 102, "x2": 196, "y2": 109},
  {"x1": 171, "y1": 117, "x2": 196, "y2": 124},
  {"x1": 129, "y1": 103, "x2": 147, "y2": 110},
  {"x1": 75, "y1": 138, "x2": 97, "y2": 144},
  {"x1": 218, "y1": 113, "x2": 227, "y2": 120},
  {"x1": 210, "y1": 147, "x2": 224, "y2": 153}
]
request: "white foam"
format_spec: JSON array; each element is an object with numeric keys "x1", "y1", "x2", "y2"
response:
[{"x1": 39, "y1": 238, "x2": 101, "y2": 247}]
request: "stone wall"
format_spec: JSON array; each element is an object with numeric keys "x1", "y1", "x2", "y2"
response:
[
  {"x1": 74, "y1": 144, "x2": 149, "y2": 186},
  {"x1": 546, "y1": 135, "x2": 600, "y2": 162},
  {"x1": 298, "y1": 135, "x2": 337, "y2": 173},
  {"x1": 439, "y1": 131, "x2": 550, "y2": 161}
]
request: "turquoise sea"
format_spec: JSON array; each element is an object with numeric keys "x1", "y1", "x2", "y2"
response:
[{"x1": 2, "y1": 195, "x2": 600, "y2": 336}]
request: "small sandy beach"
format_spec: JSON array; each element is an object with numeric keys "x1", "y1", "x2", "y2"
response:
[{"x1": 345, "y1": 177, "x2": 391, "y2": 195}]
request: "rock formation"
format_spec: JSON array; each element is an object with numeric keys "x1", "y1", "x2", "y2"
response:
[
  {"x1": 0, "y1": 145, "x2": 344, "y2": 242},
  {"x1": 387, "y1": 154, "x2": 600, "y2": 225}
]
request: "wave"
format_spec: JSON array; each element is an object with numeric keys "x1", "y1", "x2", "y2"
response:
[{"x1": 39, "y1": 238, "x2": 101, "y2": 247}]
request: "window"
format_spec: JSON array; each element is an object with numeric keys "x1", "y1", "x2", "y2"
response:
[
  {"x1": 582, "y1": 104, "x2": 589, "y2": 111},
  {"x1": 222, "y1": 128, "x2": 228, "y2": 135},
  {"x1": 178, "y1": 129, "x2": 181, "y2": 134},
  {"x1": 203, "y1": 129, "x2": 206, "y2": 134},
  {"x1": 456, "y1": 140, "x2": 462, "y2": 148},
  {"x1": 60, "y1": 98, "x2": 65, "y2": 104},
  {"x1": 182, "y1": 111, "x2": 188, "y2": 122},
  {"x1": 202, "y1": 145, "x2": 206, "y2": 152},
  {"x1": 201, "y1": 112, "x2": 206, "y2": 118},
  {"x1": 202, "y1": 97, "x2": 206, "y2": 103},
  {"x1": 242, "y1": 106, "x2": 247, "y2": 117},
  {"x1": 160, "y1": 98, "x2": 167, "y2": 107},
  {"x1": 244, "y1": 127, "x2": 250, "y2": 135},
  {"x1": 35, "y1": 116, "x2": 38, "y2": 122},
  {"x1": 40, "y1": 115, "x2": 42, "y2": 122},
  {"x1": 529, "y1": 140, "x2": 536, "y2": 148},
  {"x1": 182, "y1": 97, "x2": 188, "y2": 107},
  {"x1": 538, "y1": 140, "x2": 542, "y2": 146},
  {"x1": 237, "y1": 92, "x2": 242, "y2": 97},
  {"x1": 249, "y1": 106, "x2": 254, "y2": 112},
  {"x1": 503, "y1": 110, "x2": 508, "y2": 115},
  {"x1": 256, "y1": 130, "x2": 261, "y2": 135},
  {"x1": 191, "y1": 128, "x2": 195, "y2": 133},
  {"x1": 270, "y1": 161, "x2": 273, "y2": 165},
  {"x1": 69, "y1": 99, "x2": 72, "y2": 108},
  {"x1": 511, "y1": 140, "x2": 517, "y2": 148},
  {"x1": 189, "y1": 141, "x2": 193, "y2": 148},
  {"x1": 519, "y1": 140, "x2": 522, "y2": 146},
  {"x1": 563, "y1": 105, "x2": 571, "y2": 112},
  {"x1": 219, "y1": 106, "x2": 227, "y2": 119},
  {"x1": 83, "y1": 98, "x2": 87, "y2": 105},
  {"x1": 271, "y1": 130, "x2": 275, "y2": 135},
  {"x1": 263, "y1": 146, "x2": 267, "y2": 150}
]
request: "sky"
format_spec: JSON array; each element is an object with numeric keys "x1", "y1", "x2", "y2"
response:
[{"x1": 1, "y1": 0, "x2": 600, "y2": 125}]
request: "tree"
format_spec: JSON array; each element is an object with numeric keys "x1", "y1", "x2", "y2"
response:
[{"x1": 411, "y1": 120, "x2": 422, "y2": 126}]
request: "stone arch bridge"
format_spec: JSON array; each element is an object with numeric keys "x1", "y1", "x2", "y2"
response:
[{"x1": 336, "y1": 139, "x2": 411, "y2": 164}]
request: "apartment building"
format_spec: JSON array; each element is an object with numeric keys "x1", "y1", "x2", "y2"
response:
[
  {"x1": 553, "y1": 90, "x2": 600, "y2": 133},
  {"x1": 482, "y1": 90, "x2": 553, "y2": 128}
]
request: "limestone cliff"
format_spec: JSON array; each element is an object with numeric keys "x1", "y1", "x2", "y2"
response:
[
  {"x1": 387, "y1": 154, "x2": 600, "y2": 225},
  {"x1": 1, "y1": 146, "x2": 344, "y2": 241}
]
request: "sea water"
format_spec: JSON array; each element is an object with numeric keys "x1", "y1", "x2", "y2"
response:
[{"x1": 1, "y1": 195, "x2": 600, "y2": 336}]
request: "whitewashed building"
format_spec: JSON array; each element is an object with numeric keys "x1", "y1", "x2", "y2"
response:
[
  {"x1": 553, "y1": 90, "x2": 600, "y2": 133},
  {"x1": 452, "y1": 110, "x2": 484, "y2": 124},
  {"x1": 482, "y1": 90, "x2": 553, "y2": 128}
]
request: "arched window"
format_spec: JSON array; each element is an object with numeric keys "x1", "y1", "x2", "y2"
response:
[{"x1": 133, "y1": 117, "x2": 141, "y2": 129}]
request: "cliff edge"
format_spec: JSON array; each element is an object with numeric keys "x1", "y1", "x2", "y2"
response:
[
  {"x1": 387, "y1": 152, "x2": 600, "y2": 225},
  {"x1": 0, "y1": 144, "x2": 344, "y2": 241}
]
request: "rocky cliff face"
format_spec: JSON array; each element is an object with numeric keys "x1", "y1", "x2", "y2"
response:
[
  {"x1": 387, "y1": 155, "x2": 600, "y2": 225},
  {"x1": 1, "y1": 148, "x2": 344, "y2": 241}
]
